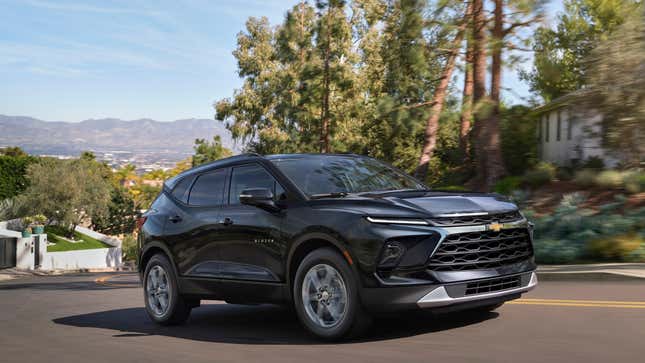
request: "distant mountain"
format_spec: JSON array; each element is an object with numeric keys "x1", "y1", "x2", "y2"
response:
[{"x1": 0, "y1": 115, "x2": 239, "y2": 159}]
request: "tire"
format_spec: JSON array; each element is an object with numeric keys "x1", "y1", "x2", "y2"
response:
[
  {"x1": 143, "y1": 253, "x2": 192, "y2": 325},
  {"x1": 293, "y1": 247, "x2": 371, "y2": 341}
]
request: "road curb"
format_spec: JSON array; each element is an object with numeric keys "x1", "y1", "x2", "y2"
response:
[{"x1": 538, "y1": 271, "x2": 645, "y2": 281}]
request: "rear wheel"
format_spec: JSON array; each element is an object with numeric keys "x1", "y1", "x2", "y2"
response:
[
  {"x1": 293, "y1": 247, "x2": 371, "y2": 340},
  {"x1": 143, "y1": 254, "x2": 192, "y2": 325}
]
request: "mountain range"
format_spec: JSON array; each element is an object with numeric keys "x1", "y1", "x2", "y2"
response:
[{"x1": 0, "y1": 115, "x2": 238, "y2": 160}]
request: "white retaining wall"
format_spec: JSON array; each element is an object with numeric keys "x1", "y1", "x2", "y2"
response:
[{"x1": 40, "y1": 247, "x2": 121, "y2": 270}]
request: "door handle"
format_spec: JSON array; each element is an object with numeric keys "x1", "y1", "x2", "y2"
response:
[
  {"x1": 218, "y1": 217, "x2": 234, "y2": 226},
  {"x1": 169, "y1": 215, "x2": 183, "y2": 223}
]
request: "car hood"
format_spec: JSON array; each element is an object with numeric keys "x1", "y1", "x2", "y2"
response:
[
  {"x1": 384, "y1": 193, "x2": 518, "y2": 216},
  {"x1": 313, "y1": 192, "x2": 519, "y2": 217}
]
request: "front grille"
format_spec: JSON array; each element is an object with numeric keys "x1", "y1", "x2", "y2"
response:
[
  {"x1": 427, "y1": 228, "x2": 533, "y2": 271},
  {"x1": 465, "y1": 275, "x2": 521, "y2": 295},
  {"x1": 429, "y1": 211, "x2": 522, "y2": 227}
]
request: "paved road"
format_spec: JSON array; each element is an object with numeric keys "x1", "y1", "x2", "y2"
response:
[{"x1": 1, "y1": 273, "x2": 645, "y2": 363}]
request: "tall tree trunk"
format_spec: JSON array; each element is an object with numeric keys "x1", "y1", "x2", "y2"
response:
[
  {"x1": 482, "y1": 0, "x2": 507, "y2": 189},
  {"x1": 470, "y1": 0, "x2": 490, "y2": 190},
  {"x1": 319, "y1": 7, "x2": 331, "y2": 153},
  {"x1": 415, "y1": 2, "x2": 472, "y2": 180},
  {"x1": 459, "y1": 17, "x2": 474, "y2": 158}
]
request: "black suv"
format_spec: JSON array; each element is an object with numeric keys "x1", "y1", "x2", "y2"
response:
[{"x1": 138, "y1": 153, "x2": 537, "y2": 340}]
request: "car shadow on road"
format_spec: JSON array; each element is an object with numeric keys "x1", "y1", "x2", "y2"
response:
[{"x1": 53, "y1": 302, "x2": 498, "y2": 344}]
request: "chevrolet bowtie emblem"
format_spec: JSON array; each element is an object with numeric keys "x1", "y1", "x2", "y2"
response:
[{"x1": 488, "y1": 222, "x2": 503, "y2": 232}]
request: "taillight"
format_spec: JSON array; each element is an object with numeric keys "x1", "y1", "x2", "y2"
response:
[{"x1": 136, "y1": 216, "x2": 148, "y2": 231}]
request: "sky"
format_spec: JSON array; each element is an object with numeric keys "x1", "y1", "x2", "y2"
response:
[{"x1": 0, "y1": 0, "x2": 565, "y2": 122}]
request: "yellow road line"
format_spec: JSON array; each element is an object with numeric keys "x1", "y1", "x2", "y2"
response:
[{"x1": 509, "y1": 298, "x2": 645, "y2": 309}]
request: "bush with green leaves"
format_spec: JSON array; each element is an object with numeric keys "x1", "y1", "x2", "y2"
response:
[
  {"x1": 523, "y1": 162, "x2": 556, "y2": 189},
  {"x1": 494, "y1": 176, "x2": 522, "y2": 195},
  {"x1": 527, "y1": 193, "x2": 645, "y2": 264}
]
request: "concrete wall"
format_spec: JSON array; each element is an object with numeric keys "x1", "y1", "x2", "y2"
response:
[
  {"x1": 40, "y1": 247, "x2": 121, "y2": 270},
  {"x1": 1, "y1": 221, "x2": 122, "y2": 271}
]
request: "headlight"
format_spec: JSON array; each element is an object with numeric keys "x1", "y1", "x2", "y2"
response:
[{"x1": 366, "y1": 216, "x2": 429, "y2": 226}]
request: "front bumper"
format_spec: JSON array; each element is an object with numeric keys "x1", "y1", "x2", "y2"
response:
[
  {"x1": 361, "y1": 270, "x2": 537, "y2": 312},
  {"x1": 417, "y1": 271, "x2": 537, "y2": 308}
]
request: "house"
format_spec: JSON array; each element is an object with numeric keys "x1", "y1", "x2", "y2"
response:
[{"x1": 534, "y1": 91, "x2": 620, "y2": 168}]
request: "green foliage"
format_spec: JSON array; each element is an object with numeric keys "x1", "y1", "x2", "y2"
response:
[
  {"x1": 16, "y1": 158, "x2": 111, "y2": 237},
  {"x1": 500, "y1": 105, "x2": 538, "y2": 175},
  {"x1": 192, "y1": 135, "x2": 233, "y2": 167},
  {"x1": 529, "y1": 194, "x2": 645, "y2": 263},
  {"x1": 121, "y1": 234, "x2": 138, "y2": 262},
  {"x1": 582, "y1": 156, "x2": 605, "y2": 170},
  {"x1": 624, "y1": 172, "x2": 645, "y2": 193},
  {"x1": 595, "y1": 170, "x2": 624, "y2": 188},
  {"x1": 494, "y1": 176, "x2": 523, "y2": 195},
  {"x1": 523, "y1": 162, "x2": 556, "y2": 188},
  {"x1": 45, "y1": 225, "x2": 112, "y2": 252},
  {"x1": 0, "y1": 153, "x2": 37, "y2": 199},
  {"x1": 577, "y1": 8, "x2": 645, "y2": 166},
  {"x1": 522, "y1": 0, "x2": 640, "y2": 101},
  {"x1": 573, "y1": 168, "x2": 597, "y2": 187},
  {"x1": 92, "y1": 186, "x2": 137, "y2": 236}
]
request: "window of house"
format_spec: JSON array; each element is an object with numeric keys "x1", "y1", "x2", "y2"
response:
[
  {"x1": 545, "y1": 114, "x2": 550, "y2": 142},
  {"x1": 229, "y1": 164, "x2": 285, "y2": 205},
  {"x1": 556, "y1": 110, "x2": 562, "y2": 141},
  {"x1": 188, "y1": 169, "x2": 227, "y2": 207}
]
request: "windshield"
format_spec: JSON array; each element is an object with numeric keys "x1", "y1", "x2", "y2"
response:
[{"x1": 270, "y1": 155, "x2": 426, "y2": 196}]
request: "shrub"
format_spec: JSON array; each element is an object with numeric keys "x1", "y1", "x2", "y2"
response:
[
  {"x1": 624, "y1": 171, "x2": 645, "y2": 193},
  {"x1": 587, "y1": 233, "x2": 643, "y2": 260},
  {"x1": 573, "y1": 169, "x2": 597, "y2": 187},
  {"x1": 595, "y1": 170, "x2": 624, "y2": 189},
  {"x1": 556, "y1": 167, "x2": 573, "y2": 181},
  {"x1": 582, "y1": 156, "x2": 605, "y2": 170},
  {"x1": 121, "y1": 234, "x2": 138, "y2": 262},
  {"x1": 523, "y1": 162, "x2": 556, "y2": 188},
  {"x1": 494, "y1": 176, "x2": 523, "y2": 195}
]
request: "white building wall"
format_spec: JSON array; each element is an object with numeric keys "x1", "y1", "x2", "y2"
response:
[
  {"x1": 538, "y1": 106, "x2": 619, "y2": 167},
  {"x1": 40, "y1": 247, "x2": 121, "y2": 271}
]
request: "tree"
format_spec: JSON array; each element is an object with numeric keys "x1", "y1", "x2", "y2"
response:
[
  {"x1": 0, "y1": 146, "x2": 28, "y2": 158},
  {"x1": 92, "y1": 186, "x2": 137, "y2": 235},
  {"x1": 192, "y1": 135, "x2": 233, "y2": 167},
  {"x1": 578, "y1": 9, "x2": 645, "y2": 166},
  {"x1": 415, "y1": 1, "x2": 472, "y2": 180},
  {"x1": 17, "y1": 158, "x2": 111, "y2": 237},
  {"x1": 522, "y1": 0, "x2": 639, "y2": 102},
  {"x1": 0, "y1": 152, "x2": 36, "y2": 199}
]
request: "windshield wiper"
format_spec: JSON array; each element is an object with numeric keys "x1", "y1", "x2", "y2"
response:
[
  {"x1": 309, "y1": 192, "x2": 350, "y2": 199},
  {"x1": 358, "y1": 188, "x2": 432, "y2": 196}
]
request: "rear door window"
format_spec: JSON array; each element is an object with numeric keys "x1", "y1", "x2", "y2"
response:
[{"x1": 188, "y1": 169, "x2": 228, "y2": 207}]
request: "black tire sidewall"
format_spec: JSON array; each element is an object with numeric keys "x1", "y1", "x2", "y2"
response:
[
  {"x1": 293, "y1": 247, "x2": 361, "y2": 340},
  {"x1": 143, "y1": 254, "x2": 182, "y2": 323}
]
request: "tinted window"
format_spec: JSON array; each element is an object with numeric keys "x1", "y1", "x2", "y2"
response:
[
  {"x1": 270, "y1": 156, "x2": 425, "y2": 196},
  {"x1": 229, "y1": 164, "x2": 284, "y2": 204},
  {"x1": 188, "y1": 169, "x2": 227, "y2": 206},
  {"x1": 171, "y1": 176, "x2": 194, "y2": 204}
]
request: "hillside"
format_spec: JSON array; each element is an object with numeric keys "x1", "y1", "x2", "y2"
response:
[{"x1": 0, "y1": 115, "x2": 238, "y2": 158}]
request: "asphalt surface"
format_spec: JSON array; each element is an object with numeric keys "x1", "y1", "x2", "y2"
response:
[{"x1": 1, "y1": 273, "x2": 645, "y2": 363}]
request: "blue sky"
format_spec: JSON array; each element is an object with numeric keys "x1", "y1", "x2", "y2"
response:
[{"x1": 0, "y1": 0, "x2": 564, "y2": 122}]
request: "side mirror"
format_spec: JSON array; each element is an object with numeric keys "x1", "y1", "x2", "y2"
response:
[{"x1": 239, "y1": 188, "x2": 280, "y2": 212}]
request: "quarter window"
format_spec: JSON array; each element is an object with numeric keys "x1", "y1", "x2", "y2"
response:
[
  {"x1": 188, "y1": 169, "x2": 227, "y2": 207},
  {"x1": 171, "y1": 176, "x2": 194, "y2": 204},
  {"x1": 229, "y1": 164, "x2": 284, "y2": 204}
]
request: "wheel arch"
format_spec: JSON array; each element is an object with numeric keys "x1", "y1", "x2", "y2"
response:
[
  {"x1": 139, "y1": 242, "x2": 178, "y2": 280},
  {"x1": 286, "y1": 232, "x2": 359, "y2": 302}
]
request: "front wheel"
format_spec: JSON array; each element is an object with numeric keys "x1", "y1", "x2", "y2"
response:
[
  {"x1": 293, "y1": 247, "x2": 371, "y2": 340},
  {"x1": 143, "y1": 254, "x2": 192, "y2": 325}
]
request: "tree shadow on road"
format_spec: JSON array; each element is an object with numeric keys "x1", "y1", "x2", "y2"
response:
[{"x1": 53, "y1": 303, "x2": 498, "y2": 345}]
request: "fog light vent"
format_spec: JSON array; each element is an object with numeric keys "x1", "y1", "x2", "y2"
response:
[{"x1": 378, "y1": 242, "x2": 406, "y2": 269}]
